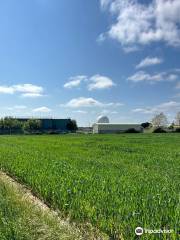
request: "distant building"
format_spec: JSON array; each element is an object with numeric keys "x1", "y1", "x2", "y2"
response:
[
  {"x1": 93, "y1": 115, "x2": 142, "y2": 133},
  {"x1": 77, "y1": 127, "x2": 93, "y2": 134},
  {"x1": 17, "y1": 118, "x2": 72, "y2": 132},
  {"x1": 97, "y1": 115, "x2": 110, "y2": 123},
  {"x1": 92, "y1": 123, "x2": 143, "y2": 134}
]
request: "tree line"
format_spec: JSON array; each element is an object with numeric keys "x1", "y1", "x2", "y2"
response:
[
  {"x1": 141, "y1": 111, "x2": 180, "y2": 133},
  {"x1": 0, "y1": 117, "x2": 78, "y2": 134}
]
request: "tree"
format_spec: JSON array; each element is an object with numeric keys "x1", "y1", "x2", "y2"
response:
[
  {"x1": 175, "y1": 112, "x2": 180, "y2": 126},
  {"x1": 12, "y1": 119, "x2": 22, "y2": 130},
  {"x1": 0, "y1": 118, "x2": 4, "y2": 130},
  {"x1": 23, "y1": 119, "x2": 41, "y2": 133},
  {"x1": 141, "y1": 122, "x2": 151, "y2": 129},
  {"x1": 3, "y1": 117, "x2": 16, "y2": 134},
  {"x1": 0, "y1": 117, "x2": 22, "y2": 134},
  {"x1": 151, "y1": 112, "x2": 168, "y2": 127},
  {"x1": 168, "y1": 122, "x2": 175, "y2": 130},
  {"x1": 153, "y1": 127, "x2": 167, "y2": 133},
  {"x1": 66, "y1": 119, "x2": 78, "y2": 132},
  {"x1": 125, "y1": 128, "x2": 140, "y2": 133}
]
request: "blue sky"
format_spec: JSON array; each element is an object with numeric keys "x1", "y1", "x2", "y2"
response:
[{"x1": 0, "y1": 0, "x2": 180, "y2": 126}]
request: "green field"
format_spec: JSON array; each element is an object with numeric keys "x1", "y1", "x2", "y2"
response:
[
  {"x1": 0, "y1": 173, "x2": 83, "y2": 240},
  {"x1": 0, "y1": 134, "x2": 179, "y2": 239}
]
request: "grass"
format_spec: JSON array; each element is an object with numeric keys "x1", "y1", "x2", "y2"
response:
[
  {"x1": 0, "y1": 133, "x2": 179, "y2": 239},
  {"x1": 0, "y1": 173, "x2": 83, "y2": 240}
]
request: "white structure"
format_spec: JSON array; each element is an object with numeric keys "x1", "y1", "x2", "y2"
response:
[
  {"x1": 93, "y1": 123, "x2": 143, "y2": 134},
  {"x1": 97, "y1": 115, "x2": 110, "y2": 123}
]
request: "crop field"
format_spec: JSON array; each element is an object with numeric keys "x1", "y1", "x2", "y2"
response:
[
  {"x1": 0, "y1": 134, "x2": 179, "y2": 239},
  {"x1": 0, "y1": 172, "x2": 82, "y2": 240}
]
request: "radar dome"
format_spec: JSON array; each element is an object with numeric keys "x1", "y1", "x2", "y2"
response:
[{"x1": 97, "y1": 116, "x2": 110, "y2": 123}]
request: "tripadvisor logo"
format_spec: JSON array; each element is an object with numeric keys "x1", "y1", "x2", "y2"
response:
[
  {"x1": 135, "y1": 227, "x2": 174, "y2": 236},
  {"x1": 135, "y1": 227, "x2": 143, "y2": 236}
]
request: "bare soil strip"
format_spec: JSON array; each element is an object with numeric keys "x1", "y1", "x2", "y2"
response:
[{"x1": 0, "y1": 171, "x2": 108, "y2": 240}]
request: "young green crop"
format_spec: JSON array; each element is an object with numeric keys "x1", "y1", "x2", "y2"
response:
[
  {"x1": 0, "y1": 134, "x2": 179, "y2": 239},
  {"x1": 0, "y1": 173, "x2": 83, "y2": 240}
]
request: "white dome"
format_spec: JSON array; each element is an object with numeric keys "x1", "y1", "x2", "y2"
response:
[{"x1": 97, "y1": 115, "x2": 110, "y2": 123}]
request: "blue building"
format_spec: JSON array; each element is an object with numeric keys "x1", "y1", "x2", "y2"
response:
[{"x1": 17, "y1": 118, "x2": 72, "y2": 132}]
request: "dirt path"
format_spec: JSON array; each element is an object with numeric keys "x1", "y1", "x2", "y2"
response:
[{"x1": 0, "y1": 171, "x2": 108, "y2": 240}]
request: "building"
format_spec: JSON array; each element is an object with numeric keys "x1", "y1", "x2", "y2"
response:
[
  {"x1": 77, "y1": 127, "x2": 93, "y2": 134},
  {"x1": 93, "y1": 123, "x2": 143, "y2": 134},
  {"x1": 93, "y1": 115, "x2": 142, "y2": 134},
  {"x1": 17, "y1": 118, "x2": 72, "y2": 132},
  {"x1": 97, "y1": 115, "x2": 110, "y2": 123}
]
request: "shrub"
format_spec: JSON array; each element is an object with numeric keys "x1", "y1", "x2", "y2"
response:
[
  {"x1": 141, "y1": 122, "x2": 151, "y2": 129},
  {"x1": 153, "y1": 127, "x2": 167, "y2": 133},
  {"x1": 125, "y1": 128, "x2": 140, "y2": 133},
  {"x1": 168, "y1": 124, "x2": 175, "y2": 130},
  {"x1": 175, "y1": 128, "x2": 180, "y2": 132},
  {"x1": 23, "y1": 119, "x2": 42, "y2": 133},
  {"x1": 66, "y1": 120, "x2": 78, "y2": 132}
]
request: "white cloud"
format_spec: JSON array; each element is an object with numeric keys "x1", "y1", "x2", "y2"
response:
[
  {"x1": 13, "y1": 84, "x2": 43, "y2": 94},
  {"x1": 105, "y1": 102, "x2": 124, "y2": 107},
  {"x1": 60, "y1": 97, "x2": 124, "y2": 108},
  {"x1": 132, "y1": 101, "x2": 180, "y2": 114},
  {"x1": 123, "y1": 46, "x2": 139, "y2": 53},
  {"x1": 63, "y1": 97, "x2": 102, "y2": 108},
  {"x1": 136, "y1": 57, "x2": 163, "y2": 69},
  {"x1": 21, "y1": 93, "x2": 43, "y2": 98},
  {"x1": 88, "y1": 74, "x2": 115, "y2": 90},
  {"x1": 100, "y1": 0, "x2": 180, "y2": 47},
  {"x1": 0, "y1": 83, "x2": 44, "y2": 97},
  {"x1": 64, "y1": 75, "x2": 87, "y2": 89},
  {"x1": 173, "y1": 93, "x2": 180, "y2": 98},
  {"x1": 132, "y1": 108, "x2": 146, "y2": 113},
  {"x1": 0, "y1": 86, "x2": 14, "y2": 94},
  {"x1": 175, "y1": 68, "x2": 180, "y2": 73},
  {"x1": 97, "y1": 33, "x2": 106, "y2": 43},
  {"x1": 100, "y1": 0, "x2": 111, "y2": 8},
  {"x1": 6, "y1": 105, "x2": 27, "y2": 111},
  {"x1": 33, "y1": 107, "x2": 51, "y2": 113},
  {"x1": 14, "y1": 105, "x2": 27, "y2": 109},
  {"x1": 64, "y1": 74, "x2": 115, "y2": 90},
  {"x1": 168, "y1": 74, "x2": 178, "y2": 81},
  {"x1": 72, "y1": 110, "x2": 87, "y2": 114},
  {"x1": 100, "y1": 109, "x2": 119, "y2": 115},
  {"x1": 111, "y1": 111, "x2": 118, "y2": 114},
  {"x1": 128, "y1": 71, "x2": 178, "y2": 83}
]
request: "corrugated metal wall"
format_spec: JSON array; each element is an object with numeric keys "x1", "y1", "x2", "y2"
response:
[
  {"x1": 41, "y1": 119, "x2": 71, "y2": 130},
  {"x1": 17, "y1": 118, "x2": 71, "y2": 131}
]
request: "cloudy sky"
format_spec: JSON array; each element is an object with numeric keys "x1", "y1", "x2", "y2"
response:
[{"x1": 0, "y1": 0, "x2": 180, "y2": 126}]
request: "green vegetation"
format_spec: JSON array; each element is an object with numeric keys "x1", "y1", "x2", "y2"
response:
[
  {"x1": 0, "y1": 173, "x2": 83, "y2": 240},
  {"x1": 66, "y1": 119, "x2": 78, "y2": 132},
  {"x1": 0, "y1": 117, "x2": 41, "y2": 134},
  {"x1": 0, "y1": 117, "x2": 23, "y2": 134},
  {"x1": 23, "y1": 119, "x2": 42, "y2": 133},
  {"x1": 0, "y1": 134, "x2": 179, "y2": 239},
  {"x1": 0, "y1": 117, "x2": 78, "y2": 134}
]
